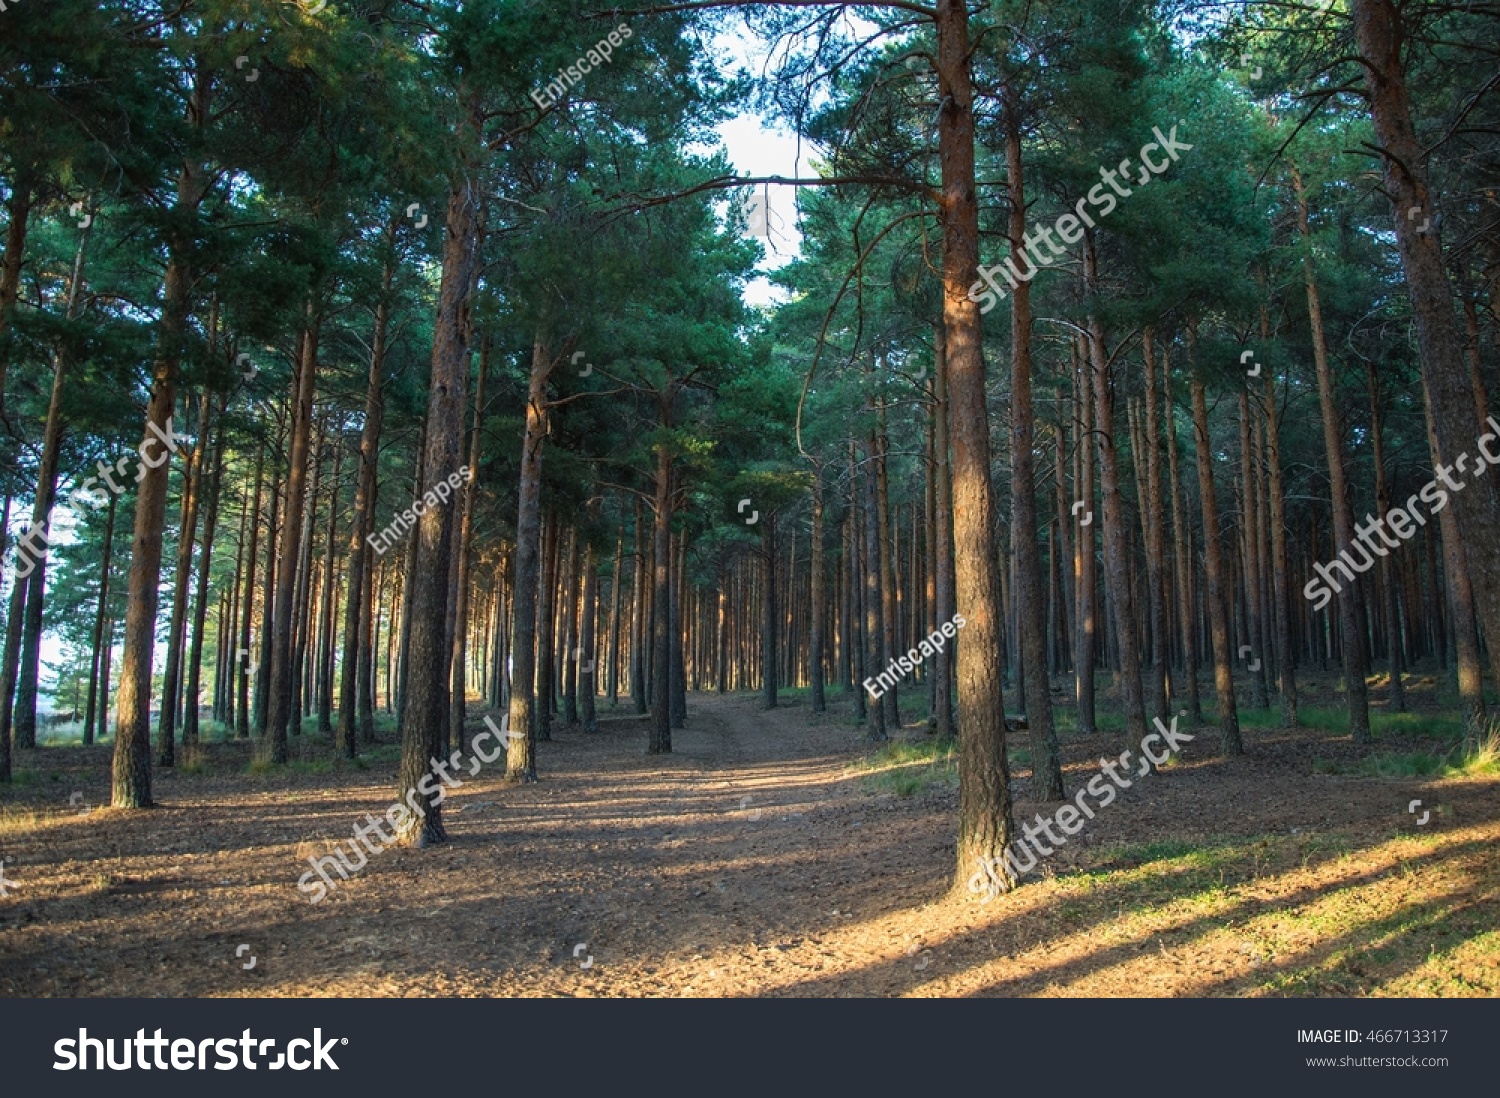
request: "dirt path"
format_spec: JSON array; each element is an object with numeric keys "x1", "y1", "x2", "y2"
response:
[{"x1": 1, "y1": 692, "x2": 1495, "y2": 997}]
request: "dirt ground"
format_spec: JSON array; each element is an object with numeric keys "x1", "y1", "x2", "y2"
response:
[{"x1": 1, "y1": 690, "x2": 1496, "y2": 997}]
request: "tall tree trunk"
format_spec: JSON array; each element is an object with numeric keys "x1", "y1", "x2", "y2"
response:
[
  {"x1": 157, "y1": 390, "x2": 210, "y2": 765},
  {"x1": 1420, "y1": 373, "x2": 1486, "y2": 730},
  {"x1": 397, "y1": 164, "x2": 481, "y2": 845},
  {"x1": 650, "y1": 414, "x2": 674, "y2": 752},
  {"x1": 113, "y1": 114, "x2": 209, "y2": 806},
  {"x1": 1189, "y1": 338, "x2": 1244, "y2": 756},
  {"x1": 1004, "y1": 86, "x2": 1062, "y2": 796},
  {"x1": 1367, "y1": 363, "x2": 1406, "y2": 712},
  {"x1": 1163, "y1": 351, "x2": 1203, "y2": 723},
  {"x1": 607, "y1": 527, "x2": 624, "y2": 706},
  {"x1": 875, "y1": 396, "x2": 900, "y2": 725},
  {"x1": 337, "y1": 256, "x2": 391, "y2": 755},
  {"x1": 506, "y1": 338, "x2": 555, "y2": 782},
  {"x1": 809, "y1": 472, "x2": 827, "y2": 712},
  {"x1": 1075, "y1": 337, "x2": 1098, "y2": 733},
  {"x1": 316, "y1": 431, "x2": 344, "y2": 736},
  {"x1": 579, "y1": 514, "x2": 600, "y2": 734},
  {"x1": 83, "y1": 494, "x2": 119, "y2": 746},
  {"x1": 1295, "y1": 166, "x2": 1371, "y2": 744},
  {"x1": 1262, "y1": 359, "x2": 1300, "y2": 728},
  {"x1": 266, "y1": 320, "x2": 320, "y2": 760},
  {"x1": 931, "y1": 323, "x2": 956, "y2": 739},
  {"x1": 0, "y1": 164, "x2": 36, "y2": 423},
  {"x1": 861, "y1": 443, "x2": 887, "y2": 741},
  {"x1": 936, "y1": 0, "x2": 1013, "y2": 893},
  {"x1": 1141, "y1": 329, "x2": 1170, "y2": 725},
  {"x1": 450, "y1": 342, "x2": 486, "y2": 748},
  {"x1": 1237, "y1": 390, "x2": 1270, "y2": 710},
  {"x1": 184, "y1": 420, "x2": 224, "y2": 746},
  {"x1": 1353, "y1": 0, "x2": 1500, "y2": 678},
  {"x1": 238, "y1": 442, "x2": 266, "y2": 740}
]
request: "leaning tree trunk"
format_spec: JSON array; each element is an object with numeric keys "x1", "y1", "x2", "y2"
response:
[
  {"x1": 1354, "y1": 0, "x2": 1500, "y2": 695},
  {"x1": 16, "y1": 222, "x2": 91, "y2": 750},
  {"x1": 936, "y1": 0, "x2": 1014, "y2": 893},
  {"x1": 1295, "y1": 166, "x2": 1371, "y2": 744}
]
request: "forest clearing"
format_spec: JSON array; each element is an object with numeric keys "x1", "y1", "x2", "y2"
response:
[
  {"x1": 3, "y1": 687, "x2": 1495, "y2": 997},
  {"x1": 2, "y1": 0, "x2": 1500, "y2": 1010}
]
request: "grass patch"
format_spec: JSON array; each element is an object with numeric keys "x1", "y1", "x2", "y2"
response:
[
  {"x1": 245, "y1": 756, "x2": 334, "y2": 776},
  {"x1": 854, "y1": 738, "x2": 957, "y2": 797}
]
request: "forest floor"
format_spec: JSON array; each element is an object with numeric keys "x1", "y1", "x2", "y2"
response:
[{"x1": 1, "y1": 684, "x2": 1497, "y2": 997}]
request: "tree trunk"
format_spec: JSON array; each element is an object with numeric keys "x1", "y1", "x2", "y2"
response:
[
  {"x1": 931, "y1": 322, "x2": 956, "y2": 739},
  {"x1": 650, "y1": 418, "x2": 674, "y2": 751},
  {"x1": 809, "y1": 473, "x2": 827, "y2": 712},
  {"x1": 266, "y1": 319, "x2": 320, "y2": 760},
  {"x1": 396, "y1": 165, "x2": 480, "y2": 845},
  {"x1": 238, "y1": 442, "x2": 266, "y2": 740},
  {"x1": 507, "y1": 338, "x2": 555, "y2": 782},
  {"x1": 1188, "y1": 338, "x2": 1244, "y2": 756},
  {"x1": 1353, "y1": 0, "x2": 1500, "y2": 682},
  {"x1": 112, "y1": 121, "x2": 208, "y2": 806},
  {"x1": 1004, "y1": 86, "x2": 1062, "y2": 796},
  {"x1": 83, "y1": 494, "x2": 119, "y2": 746},
  {"x1": 157, "y1": 390, "x2": 210, "y2": 764},
  {"x1": 1141, "y1": 329, "x2": 1170, "y2": 724},
  {"x1": 184, "y1": 419, "x2": 224, "y2": 746},
  {"x1": 937, "y1": 0, "x2": 1013, "y2": 892},
  {"x1": 450, "y1": 342, "x2": 486, "y2": 749},
  {"x1": 1295, "y1": 166, "x2": 1371, "y2": 744}
]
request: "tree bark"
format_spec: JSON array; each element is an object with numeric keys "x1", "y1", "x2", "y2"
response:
[
  {"x1": 936, "y1": 0, "x2": 1013, "y2": 892},
  {"x1": 1188, "y1": 336, "x2": 1244, "y2": 756},
  {"x1": 397, "y1": 165, "x2": 480, "y2": 844}
]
